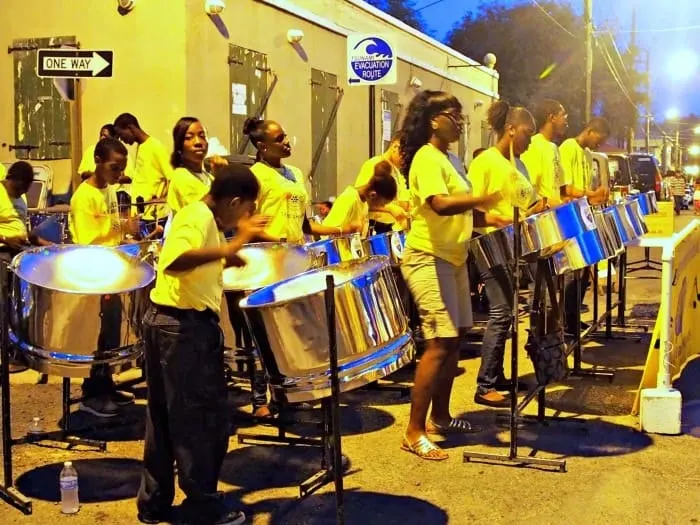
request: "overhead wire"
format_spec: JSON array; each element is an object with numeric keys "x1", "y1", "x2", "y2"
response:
[{"x1": 530, "y1": 0, "x2": 576, "y2": 38}]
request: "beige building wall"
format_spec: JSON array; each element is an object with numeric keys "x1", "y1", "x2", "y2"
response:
[
  {"x1": 2, "y1": 0, "x2": 187, "y2": 194},
  {"x1": 2, "y1": 0, "x2": 497, "y2": 197}
]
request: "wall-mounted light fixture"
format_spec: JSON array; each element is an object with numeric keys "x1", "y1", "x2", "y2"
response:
[
  {"x1": 447, "y1": 53, "x2": 497, "y2": 70},
  {"x1": 117, "y1": 0, "x2": 136, "y2": 16},
  {"x1": 409, "y1": 76, "x2": 422, "y2": 89},
  {"x1": 287, "y1": 29, "x2": 304, "y2": 44},
  {"x1": 205, "y1": 0, "x2": 226, "y2": 15}
]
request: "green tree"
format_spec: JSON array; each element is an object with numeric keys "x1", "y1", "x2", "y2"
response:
[
  {"x1": 448, "y1": 2, "x2": 646, "y2": 144},
  {"x1": 366, "y1": 0, "x2": 426, "y2": 32}
]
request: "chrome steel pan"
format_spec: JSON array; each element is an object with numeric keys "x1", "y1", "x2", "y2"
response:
[
  {"x1": 625, "y1": 199, "x2": 648, "y2": 237},
  {"x1": 628, "y1": 191, "x2": 658, "y2": 216},
  {"x1": 362, "y1": 231, "x2": 406, "y2": 265},
  {"x1": 240, "y1": 256, "x2": 415, "y2": 403},
  {"x1": 551, "y1": 210, "x2": 619, "y2": 275},
  {"x1": 222, "y1": 242, "x2": 314, "y2": 293},
  {"x1": 305, "y1": 233, "x2": 366, "y2": 266},
  {"x1": 10, "y1": 244, "x2": 155, "y2": 377},
  {"x1": 605, "y1": 203, "x2": 642, "y2": 245}
]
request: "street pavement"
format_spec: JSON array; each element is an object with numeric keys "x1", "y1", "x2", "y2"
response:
[{"x1": 0, "y1": 212, "x2": 699, "y2": 525}]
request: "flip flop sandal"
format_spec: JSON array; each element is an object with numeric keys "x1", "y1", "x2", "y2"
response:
[
  {"x1": 400, "y1": 434, "x2": 448, "y2": 461},
  {"x1": 427, "y1": 418, "x2": 483, "y2": 434}
]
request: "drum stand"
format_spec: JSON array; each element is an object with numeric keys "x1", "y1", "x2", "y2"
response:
[
  {"x1": 240, "y1": 277, "x2": 346, "y2": 516},
  {"x1": 463, "y1": 208, "x2": 569, "y2": 472}
]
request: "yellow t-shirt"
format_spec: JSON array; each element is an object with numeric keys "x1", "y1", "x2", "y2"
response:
[
  {"x1": 69, "y1": 181, "x2": 121, "y2": 246},
  {"x1": 0, "y1": 164, "x2": 7, "y2": 181},
  {"x1": 0, "y1": 184, "x2": 28, "y2": 242},
  {"x1": 251, "y1": 162, "x2": 308, "y2": 243},
  {"x1": 405, "y1": 144, "x2": 472, "y2": 266},
  {"x1": 559, "y1": 138, "x2": 594, "y2": 191},
  {"x1": 167, "y1": 167, "x2": 213, "y2": 215},
  {"x1": 521, "y1": 133, "x2": 564, "y2": 202},
  {"x1": 469, "y1": 147, "x2": 535, "y2": 234},
  {"x1": 150, "y1": 200, "x2": 225, "y2": 314},
  {"x1": 322, "y1": 186, "x2": 370, "y2": 238},
  {"x1": 354, "y1": 155, "x2": 409, "y2": 227},
  {"x1": 78, "y1": 143, "x2": 97, "y2": 175},
  {"x1": 130, "y1": 136, "x2": 173, "y2": 220}
]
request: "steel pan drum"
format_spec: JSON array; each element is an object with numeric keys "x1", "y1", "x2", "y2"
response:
[
  {"x1": 624, "y1": 199, "x2": 648, "y2": 237},
  {"x1": 28, "y1": 211, "x2": 71, "y2": 244},
  {"x1": 306, "y1": 234, "x2": 366, "y2": 266},
  {"x1": 628, "y1": 191, "x2": 658, "y2": 216},
  {"x1": 222, "y1": 242, "x2": 314, "y2": 293},
  {"x1": 470, "y1": 197, "x2": 596, "y2": 267},
  {"x1": 551, "y1": 210, "x2": 619, "y2": 275},
  {"x1": 363, "y1": 231, "x2": 406, "y2": 265},
  {"x1": 605, "y1": 203, "x2": 641, "y2": 245},
  {"x1": 240, "y1": 256, "x2": 415, "y2": 403},
  {"x1": 9, "y1": 244, "x2": 155, "y2": 377}
]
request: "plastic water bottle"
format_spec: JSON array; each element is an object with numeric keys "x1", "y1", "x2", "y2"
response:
[
  {"x1": 59, "y1": 461, "x2": 79, "y2": 514},
  {"x1": 27, "y1": 417, "x2": 43, "y2": 435}
]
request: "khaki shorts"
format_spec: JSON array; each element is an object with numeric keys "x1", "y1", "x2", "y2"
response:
[{"x1": 401, "y1": 247, "x2": 472, "y2": 340}]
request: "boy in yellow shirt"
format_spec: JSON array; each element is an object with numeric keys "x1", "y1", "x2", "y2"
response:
[
  {"x1": 0, "y1": 161, "x2": 33, "y2": 255},
  {"x1": 520, "y1": 98, "x2": 569, "y2": 206},
  {"x1": 137, "y1": 163, "x2": 266, "y2": 525},
  {"x1": 114, "y1": 113, "x2": 172, "y2": 229},
  {"x1": 70, "y1": 138, "x2": 138, "y2": 418}
]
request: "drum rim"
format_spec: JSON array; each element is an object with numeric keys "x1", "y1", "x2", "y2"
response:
[
  {"x1": 240, "y1": 255, "x2": 390, "y2": 310},
  {"x1": 12, "y1": 244, "x2": 155, "y2": 295}
]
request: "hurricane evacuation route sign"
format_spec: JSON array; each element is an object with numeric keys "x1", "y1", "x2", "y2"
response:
[
  {"x1": 347, "y1": 34, "x2": 397, "y2": 86},
  {"x1": 37, "y1": 49, "x2": 113, "y2": 78}
]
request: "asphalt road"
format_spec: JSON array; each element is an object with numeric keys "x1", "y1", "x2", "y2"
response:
[{"x1": 0, "y1": 212, "x2": 698, "y2": 525}]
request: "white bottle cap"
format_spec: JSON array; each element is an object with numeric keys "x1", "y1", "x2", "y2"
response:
[{"x1": 64, "y1": 461, "x2": 72, "y2": 467}]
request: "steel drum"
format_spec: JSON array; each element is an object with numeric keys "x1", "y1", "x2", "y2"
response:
[
  {"x1": 306, "y1": 234, "x2": 366, "y2": 266},
  {"x1": 604, "y1": 203, "x2": 642, "y2": 245},
  {"x1": 624, "y1": 199, "x2": 648, "y2": 237},
  {"x1": 362, "y1": 230, "x2": 406, "y2": 265},
  {"x1": 551, "y1": 210, "x2": 621, "y2": 275},
  {"x1": 27, "y1": 211, "x2": 71, "y2": 244},
  {"x1": 9, "y1": 244, "x2": 155, "y2": 377},
  {"x1": 222, "y1": 242, "x2": 314, "y2": 292},
  {"x1": 628, "y1": 191, "x2": 658, "y2": 216},
  {"x1": 470, "y1": 197, "x2": 597, "y2": 267},
  {"x1": 240, "y1": 256, "x2": 415, "y2": 403}
]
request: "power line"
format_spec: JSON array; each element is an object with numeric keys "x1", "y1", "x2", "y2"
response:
[
  {"x1": 596, "y1": 23, "x2": 700, "y2": 35},
  {"x1": 530, "y1": 0, "x2": 576, "y2": 38},
  {"x1": 414, "y1": 0, "x2": 449, "y2": 12}
]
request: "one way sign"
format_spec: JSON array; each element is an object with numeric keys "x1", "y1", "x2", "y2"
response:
[{"x1": 37, "y1": 49, "x2": 113, "y2": 78}]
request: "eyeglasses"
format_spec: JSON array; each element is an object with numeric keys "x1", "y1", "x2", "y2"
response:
[{"x1": 439, "y1": 112, "x2": 466, "y2": 125}]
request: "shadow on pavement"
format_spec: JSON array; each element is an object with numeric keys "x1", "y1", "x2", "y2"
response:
[
  {"x1": 15, "y1": 457, "x2": 142, "y2": 502},
  {"x1": 437, "y1": 409, "x2": 652, "y2": 459}
]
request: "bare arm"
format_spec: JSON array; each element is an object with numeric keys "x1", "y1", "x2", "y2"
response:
[{"x1": 428, "y1": 192, "x2": 501, "y2": 216}]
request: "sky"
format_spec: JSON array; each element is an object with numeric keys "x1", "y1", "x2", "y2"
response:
[{"x1": 416, "y1": 0, "x2": 700, "y2": 120}]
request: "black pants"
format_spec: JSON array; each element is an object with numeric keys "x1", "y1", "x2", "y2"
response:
[
  {"x1": 137, "y1": 305, "x2": 230, "y2": 523},
  {"x1": 82, "y1": 294, "x2": 122, "y2": 397},
  {"x1": 564, "y1": 271, "x2": 590, "y2": 329},
  {"x1": 224, "y1": 292, "x2": 268, "y2": 408}
]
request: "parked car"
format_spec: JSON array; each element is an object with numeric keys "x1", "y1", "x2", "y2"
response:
[{"x1": 628, "y1": 153, "x2": 662, "y2": 199}]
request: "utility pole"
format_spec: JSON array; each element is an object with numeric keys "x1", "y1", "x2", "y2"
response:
[{"x1": 584, "y1": 0, "x2": 593, "y2": 122}]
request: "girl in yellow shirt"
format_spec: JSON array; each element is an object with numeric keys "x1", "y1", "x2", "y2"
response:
[
  {"x1": 399, "y1": 90, "x2": 502, "y2": 461},
  {"x1": 323, "y1": 160, "x2": 397, "y2": 237},
  {"x1": 243, "y1": 118, "x2": 357, "y2": 243},
  {"x1": 469, "y1": 100, "x2": 539, "y2": 408}
]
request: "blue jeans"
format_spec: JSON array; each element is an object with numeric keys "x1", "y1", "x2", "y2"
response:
[
  {"x1": 471, "y1": 247, "x2": 514, "y2": 394},
  {"x1": 137, "y1": 305, "x2": 230, "y2": 524}
]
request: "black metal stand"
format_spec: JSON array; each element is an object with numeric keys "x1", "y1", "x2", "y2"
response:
[
  {"x1": 0, "y1": 264, "x2": 31, "y2": 514},
  {"x1": 463, "y1": 209, "x2": 567, "y2": 472},
  {"x1": 588, "y1": 252, "x2": 647, "y2": 342},
  {"x1": 625, "y1": 246, "x2": 662, "y2": 278},
  {"x1": 565, "y1": 269, "x2": 615, "y2": 381},
  {"x1": 239, "y1": 277, "x2": 345, "y2": 517}
]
